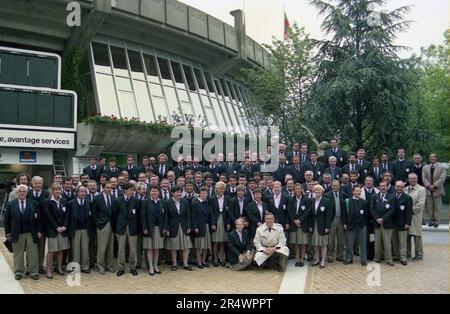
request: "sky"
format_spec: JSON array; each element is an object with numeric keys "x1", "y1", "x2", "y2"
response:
[{"x1": 179, "y1": 0, "x2": 449, "y2": 58}]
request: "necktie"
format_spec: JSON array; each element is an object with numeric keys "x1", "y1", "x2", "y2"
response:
[
  {"x1": 164, "y1": 191, "x2": 168, "y2": 200},
  {"x1": 20, "y1": 201, "x2": 25, "y2": 214},
  {"x1": 268, "y1": 227, "x2": 272, "y2": 232},
  {"x1": 351, "y1": 164, "x2": 354, "y2": 171},
  {"x1": 80, "y1": 200, "x2": 84, "y2": 207},
  {"x1": 335, "y1": 192, "x2": 338, "y2": 199},
  {"x1": 430, "y1": 164, "x2": 435, "y2": 184},
  {"x1": 106, "y1": 195, "x2": 111, "y2": 209},
  {"x1": 35, "y1": 191, "x2": 39, "y2": 198},
  {"x1": 160, "y1": 165, "x2": 164, "y2": 176}
]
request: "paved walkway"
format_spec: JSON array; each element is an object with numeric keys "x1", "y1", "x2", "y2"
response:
[{"x1": 0, "y1": 228, "x2": 447, "y2": 294}]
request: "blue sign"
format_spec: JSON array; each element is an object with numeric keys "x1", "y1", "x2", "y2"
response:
[{"x1": 19, "y1": 151, "x2": 37, "y2": 163}]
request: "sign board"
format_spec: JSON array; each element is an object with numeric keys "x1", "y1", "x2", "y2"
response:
[
  {"x1": 0, "y1": 148, "x2": 53, "y2": 165},
  {"x1": 0, "y1": 129, "x2": 75, "y2": 149}
]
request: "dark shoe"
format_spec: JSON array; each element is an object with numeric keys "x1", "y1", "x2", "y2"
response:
[
  {"x1": 361, "y1": 261, "x2": 368, "y2": 266},
  {"x1": 202, "y1": 262, "x2": 210, "y2": 268},
  {"x1": 336, "y1": 258, "x2": 345, "y2": 262},
  {"x1": 400, "y1": 260, "x2": 408, "y2": 266},
  {"x1": 213, "y1": 261, "x2": 219, "y2": 267},
  {"x1": 136, "y1": 265, "x2": 141, "y2": 269},
  {"x1": 416, "y1": 256, "x2": 423, "y2": 261},
  {"x1": 183, "y1": 265, "x2": 194, "y2": 271},
  {"x1": 39, "y1": 268, "x2": 45, "y2": 275},
  {"x1": 197, "y1": 264, "x2": 204, "y2": 269},
  {"x1": 299, "y1": 262, "x2": 304, "y2": 267},
  {"x1": 56, "y1": 270, "x2": 65, "y2": 276},
  {"x1": 295, "y1": 262, "x2": 301, "y2": 267},
  {"x1": 130, "y1": 270, "x2": 138, "y2": 276},
  {"x1": 306, "y1": 256, "x2": 313, "y2": 262},
  {"x1": 434, "y1": 223, "x2": 439, "y2": 228},
  {"x1": 148, "y1": 272, "x2": 155, "y2": 276},
  {"x1": 277, "y1": 265, "x2": 284, "y2": 272},
  {"x1": 355, "y1": 253, "x2": 360, "y2": 256},
  {"x1": 25, "y1": 271, "x2": 30, "y2": 276},
  {"x1": 81, "y1": 269, "x2": 91, "y2": 274},
  {"x1": 343, "y1": 260, "x2": 353, "y2": 265},
  {"x1": 15, "y1": 274, "x2": 23, "y2": 280},
  {"x1": 154, "y1": 270, "x2": 161, "y2": 274},
  {"x1": 311, "y1": 261, "x2": 320, "y2": 267},
  {"x1": 428, "y1": 223, "x2": 434, "y2": 227},
  {"x1": 46, "y1": 274, "x2": 53, "y2": 280},
  {"x1": 374, "y1": 260, "x2": 381, "y2": 263},
  {"x1": 116, "y1": 270, "x2": 125, "y2": 276},
  {"x1": 327, "y1": 258, "x2": 334, "y2": 264},
  {"x1": 31, "y1": 274, "x2": 39, "y2": 281},
  {"x1": 172, "y1": 266, "x2": 177, "y2": 271},
  {"x1": 219, "y1": 261, "x2": 226, "y2": 267}
]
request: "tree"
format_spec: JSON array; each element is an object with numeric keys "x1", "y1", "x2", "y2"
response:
[
  {"x1": 413, "y1": 31, "x2": 450, "y2": 160},
  {"x1": 240, "y1": 24, "x2": 318, "y2": 144},
  {"x1": 310, "y1": 0, "x2": 420, "y2": 155}
]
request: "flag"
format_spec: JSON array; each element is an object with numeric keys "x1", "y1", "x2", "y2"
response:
[{"x1": 284, "y1": 12, "x2": 290, "y2": 41}]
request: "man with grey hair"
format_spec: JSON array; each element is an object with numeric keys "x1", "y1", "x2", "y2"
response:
[
  {"x1": 405, "y1": 173, "x2": 426, "y2": 260},
  {"x1": 411, "y1": 153, "x2": 425, "y2": 186},
  {"x1": 422, "y1": 154, "x2": 447, "y2": 228},
  {"x1": 27, "y1": 176, "x2": 49, "y2": 274},
  {"x1": 325, "y1": 156, "x2": 342, "y2": 181},
  {"x1": 5, "y1": 184, "x2": 41, "y2": 280}
]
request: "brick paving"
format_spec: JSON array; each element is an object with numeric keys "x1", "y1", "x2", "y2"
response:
[
  {"x1": 0, "y1": 229, "x2": 283, "y2": 294},
  {"x1": 1, "y1": 228, "x2": 448, "y2": 294},
  {"x1": 304, "y1": 244, "x2": 449, "y2": 294}
]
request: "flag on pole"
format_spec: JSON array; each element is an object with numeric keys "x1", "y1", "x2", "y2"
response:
[{"x1": 284, "y1": 12, "x2": 290, "y2": 41}]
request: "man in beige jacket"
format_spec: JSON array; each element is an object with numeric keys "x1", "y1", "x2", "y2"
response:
[
  {"x1": 254, "y1": 212, "x2": 290, "y2": 272},
  {"x1": 422, "y1": 154, "x2": 447, "y2": 227},
  {"x1": 405, "y1": 173, "x2": 426, "y2": 260}
]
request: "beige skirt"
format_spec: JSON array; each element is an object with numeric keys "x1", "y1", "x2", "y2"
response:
[
  {"x1": 48, "y1": 234, "x2": 70, "y2": 252},
  {"x1": 143, "y1": 226, "x2": 164, "y2": 249},
  {"x1": 290, "y1": 227, "x2": 309, "y2": 245},
  {"x1": 165, "y1": 225, "x2": 193, "y2": 250},
  {"x1": 312, "y1": 223, "x2": 329, "y2": 246},
  {"x1": 211, "y1": 214, "x2": 227, "y2": 243},
  {"x1": 194, "y1": 224, "x2": 212, "y2": 250}
]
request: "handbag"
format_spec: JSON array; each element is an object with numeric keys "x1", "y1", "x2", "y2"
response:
[{"x1": 3, "y1": 239, "x2": 13, "y2": 253}]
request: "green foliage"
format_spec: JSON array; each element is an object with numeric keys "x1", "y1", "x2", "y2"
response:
[
  {"x1": 83, "y1": 115, "x2": 174, "y2": 135},
  {"x1": 62, "y1": 48, "x2": 86, "y2": 122}
]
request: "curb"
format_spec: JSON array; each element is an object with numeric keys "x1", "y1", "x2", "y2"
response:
[{"x1": 422, "y1": 225, "x2": 449, "y2": 233}]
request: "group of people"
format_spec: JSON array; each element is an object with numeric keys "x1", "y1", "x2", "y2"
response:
[{"x1": 3, "y1": 140, "x2": 447, "y2": 282}]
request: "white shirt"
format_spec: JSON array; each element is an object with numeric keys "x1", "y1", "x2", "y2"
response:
[
  {"x1": 77, "y1": 197, "x2": 85, "y2": 206},
  {"x1": 238, "y1": 197, "x2": 244, "y2": 214},
  {"x1": 174, "y1": 199, "x2": 180, "y2": 214},
  {"x1": 273, "y1": 193, "x2": 281, "y2": 209},
  {"x1": 18, "y1": 199, "x2": 27, "y2": 212},
  {"x1": 51, "y1": 195, "x2": 61, "y2": 208},
  {"x1": 218, "y1": 196, "x2": 224, "y2": 212},
  {"x1": 32, "y1": 190, "x2": 41, "y2": 198},
  {"x1": 314, "y1": 197, "x2": 322, "y2": 213},
  {"x1": 103, "y1": 193, "x2": 111, "y2": 207},
  {"x1": 256, "y1": 202, "x2": 264, "y2": 219},
  {"x1": 296, "y1": 197, "x2": 302, "y2": 213}
]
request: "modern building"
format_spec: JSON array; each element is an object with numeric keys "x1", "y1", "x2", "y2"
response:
[{"x1": 0, "y1": 0, "x2": 270, "y2": 185}]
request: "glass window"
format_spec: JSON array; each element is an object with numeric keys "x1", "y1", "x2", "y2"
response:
[
  {"x1": 96, "y1": 73, "x2": 120, "y2": 116},
  {"x1": 164, "y1": 87, "x2": 181, "y2": 120},
  {"x1": 210, "y1": 98, "x2": 228, "y2": 129},
  {"x1": 214, "y1": 79, "x2": 223, "y2": 96},
  {"x1": 191, "y1": 93, "x2": 205, "y2": 121},
  {"x1": 118, "y1": 91, "x2": 138, "y2": 119},
  {"x1": 226, "y1": 81, "x2": 237, "y2": 101},
  {"x1": 134, "y1": 80, "x2": 154, "y2": 122},
  {"x1": 115, "y1": 77, "x2": 132, "y2": 92},
  {"x1": 128, "y1": 50, "x2": 144, "y2": 80},
  {"x1": 110, "y1": 46, "x2": 128, "y2": 77},
  {"x1": 171, "y1": 61, "x2": 185, "y2": 89},
  {"x1": 204, "y1": 107, "x2": 218, "y2": 130},
  {"x1": 194, "y1": 68, "x2": 206, "y2": 93},
  {"x1": 205, "y1": 73, "x2": 215, "y2": 96},
  {"x1": 152, "y1": 97, "x2": 169, "y2": 122},
  {"x1": 92, "y1": 43, "x2": 110, "y2": 67},
  {"x1": 143, "y1": 53, "x2": 159, "y2": 83},
  {"x1": 149, "y1": 83, "x2": 163, "y2": 97},
  {"x1": 183, "y1": 65, "x2": 196, "y2": 92},
  {"x1": 177, "y1": 89, "x2": 190, "y2": 102},
  {"x1": 158, "y1": 58, "x2": 172, "y2": 85},
  {"x1": 201, "y1": 95, "x2": 212, "y2": 109}
]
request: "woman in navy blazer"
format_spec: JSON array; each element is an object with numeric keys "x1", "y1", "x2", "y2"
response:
[
  {"x1": 44, "y1": 183, "x2": 70, "y2": 279},
  {"x1": 140, "y1": 185, "x2": 167, "y2": 276},
  {"x1": 191, "y1": 187, "x2": 213, "y2": 268}
]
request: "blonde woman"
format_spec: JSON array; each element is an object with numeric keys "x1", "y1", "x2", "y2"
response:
[
  {"x1": 309, "y1": 185, "x2": 332, "y2": 268},
  {"x1": 43, "y1": 183, "x2": 70, "y2": 279},
  {"x1": 227, "y1": 218, "x2": 254, "y2": 271},
  {"x1": 210, "y1": 181, "x2": 232, "y2": 267}
]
